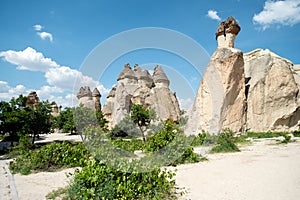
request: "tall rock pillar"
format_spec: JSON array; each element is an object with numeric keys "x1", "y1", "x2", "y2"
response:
[{"x1": 185, "y1": 16, "x2": 246, "y2": 135}]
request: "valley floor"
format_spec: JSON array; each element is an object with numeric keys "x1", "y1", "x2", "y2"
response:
[
  {"x1": 175, "y1": 140, "x2": 300, "y2": 200},
  {"x1": 1, "y1": 134, "x2": 300, "y2": 200}
]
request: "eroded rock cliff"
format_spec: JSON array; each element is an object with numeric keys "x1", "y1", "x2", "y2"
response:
[{"x1": 102, "y1": 64, "x2": 180, "y2": 129}]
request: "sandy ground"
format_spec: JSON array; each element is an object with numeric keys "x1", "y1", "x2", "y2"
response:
[
  {"x1": 1, "y1": 134, "x2": 300, "y2": 200},
  {"x1": 175, "y1": 140, "x2": 300, "y2": 200},
  {"x1": 14, "y1": 168, "x2": 75, "y2": 200}
]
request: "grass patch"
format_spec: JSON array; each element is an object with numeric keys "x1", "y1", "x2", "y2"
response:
[
  {"x1": 210, "y1": 129, "x2": 240, "y2": 153},
  {"x1": 245, "y1": 131, "x2": 288, "y2": 139},
  {"x1": 46, "y1": 187, "x2": 68, "y2": 200}
]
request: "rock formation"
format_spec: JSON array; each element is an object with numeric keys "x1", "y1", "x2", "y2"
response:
[
  {"x1": 244, "y1": 49, "x2": 300, "y2": 132},
  {"x1": 185, "y1": 16, "x2": 300, "y2": 135},
  {"x1": 26, "y1": 91, "x2": 40, "y2": 107},
  {"x1": 50, "y1": 101, "x2": 61, "y2": 117},
  {"x1": 102, "y1": 64, "x2": 181, "y2": 128},
  {"x1": 185, "y1": 16, "x2": 246, "y2": 135},
  {"x1": 77, "y1": 86, "x2": 101, "y2": 111},
  {"x1": 216, "y1": 16, "x2": 240, "y2": 48}
]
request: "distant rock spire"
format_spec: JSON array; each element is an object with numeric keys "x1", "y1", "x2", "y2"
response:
[
  {"x1": 26, "y1": 91, "x2": 40, "y2": 107},
  {"x1": 152, "y1": 65, "x2": 170, "y2": 87}
]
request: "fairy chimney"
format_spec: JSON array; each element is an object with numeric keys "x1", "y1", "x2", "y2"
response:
[{"x1": 215, "y1": 16, "x2": 240, "y2": 48}]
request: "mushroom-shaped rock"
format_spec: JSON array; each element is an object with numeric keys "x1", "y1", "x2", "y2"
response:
[
  {"x1": 92, "y1": 88, "x2": 101, "y2": 97},
  {"x1": 216, "y1": 16, "x2": 240, "y2": 48},
  {"x1": 134, "y1": 64, "x2": 153, "y2": 87},
  {"x1": 117, "y1": 63, "x2": 130, "y2": 81},
  {"x1": 92, "y1": 88, "x2": 102, "y2": 111},
  {"x1": 50, "y1": 101, "x2": 60, "y2": 117},
  {"x1": 152, "y1": 65, "x2": 170, "y2": 87},
  {"x1": 26, "y1": 91, "x2": 40, "y2": 107},
  {"x1": 77, "y1": 86, "x2": 92, "y2": 99}
]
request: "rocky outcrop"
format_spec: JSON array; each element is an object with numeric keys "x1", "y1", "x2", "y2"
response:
[
  {"x1": 102, "y1": 64, "x2": 180, "y2": 128},
  {"x1": 26, "y1": 91, "x2": 40, "y2": 107},
  {"x1": 244, "y1": 49, "x2": 300, "y2": 132},
  {"x1": 186, "y1": 48, "x2": 246, "y2": 134},
  {"x1": 50, "y1": 101, "x2": 61, "y2": 117},
  {"x1": 185, "y1": 16, "x2": 300, "y2": 135},
  {"x1": 77, "y1": 86, "x2": 101, "y2": 111},
  {"x1": 216, "y1": 16, "x2": 240, "y2": 48},
  {"x1": 185, "y1": 17, "x2": 246, "y2": 135}
]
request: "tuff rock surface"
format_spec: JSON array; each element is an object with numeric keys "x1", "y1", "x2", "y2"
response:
[
  {"x1": 185, "y1": 47, "x2": 246, "y2": 134},
  {"x1": 244, "y1": 49, "x2": 300, "y2": 132},
  {"x1": 50, "y1": 101, "x2": 61, "y2": 117},
  {"x1": 26, "y1": 91, "x2": 40, "y2": 107},
  {"x1": 77, "y1": 86, "x2": 101, "y2": 111},
  {"x1": 102, "y1": 64, "x2": 180, "y2": 129}
]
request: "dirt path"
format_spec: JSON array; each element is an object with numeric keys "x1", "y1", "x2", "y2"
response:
[{"x1": 175, "y1": 140, "x2": 300, "y2": 200}]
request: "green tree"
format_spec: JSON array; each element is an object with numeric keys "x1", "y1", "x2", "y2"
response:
[
  {"x1": 26, "y1": 101, "x2": 52, "y2": 144},
  {"x1": 0, "y1": 95, "x2": 28, "y2": 146},
  {"x1": 130, "y1": 104, "x2": 152, "y2": 142},
  {"x1": 73, "y1": 104, "x2": 107, "y2": 141},
  {"x1": 53, "y1": 107, "x2": 76, "y2": 134}
]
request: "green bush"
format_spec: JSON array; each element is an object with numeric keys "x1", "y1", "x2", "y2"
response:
[
  {"x1": 111, "y1": 138, "x2": 145, "y2": 152},
  {"x1": 10, "y1": 141, "x2": 90, "y2": 175},
  {"x1": 293, "y1": 130, "x2": 300, "y2": 137},
  {"x1": 210, "y1": 129, "x2": 240, "y2": 153},
  {"x1": 281, "y1": 134, "x2": 292, "y2": 144},
  {"x1": 67, "y1": 159, "x2": 177, "y2": 200}
]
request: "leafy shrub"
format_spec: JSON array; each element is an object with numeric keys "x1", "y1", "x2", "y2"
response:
[
  {"x1": 281, "y1": 134, "x2": 291, "y2": 144},
  {"x1": 111, "y1": 138, "x2": 145, "y2": 152},
  {"x1": 190, "y1": 132, "x2": 208, "y2": 147},
  {"x1": 173, "y1": 146, "x2": 207, "y2": 165},
  {"x1": 67, "y1": 159, "x2": 177, "y2": 200},
  {"x1": 210, "y1": 129, "x2": 240, "y2": 153},
  {"x1": 110, "y1": 125, "x2": 129, "y2": 138},
  {"x1": 144, "y1": 121, "x2": 205, "y2": 166},
  {"x1": 10, "y1": 141, "x2": 89, "y2": 175},
  {"x1": 145, "y1": 121, "x2": 178, "y2": 152},
  {"x1": 293, "y1": 130, "x2": 300, "y2": 137}
]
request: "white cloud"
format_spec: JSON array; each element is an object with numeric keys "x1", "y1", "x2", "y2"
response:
[
  {"x1": 37, "y1": 31, "x2": 53, "y2": 42},
  {"x1": 33, "y1": 24, "x2": 43, "y2": 31},
  {"x1": 0, "y1": 81, "x2": 10, "y2": 93},
  {"x1": 45, "y1": 66, "x2": 110, "y2": 95},
  {"x1": 178, "y1": 98, "x2": 194, "y2": 110},
  {"x1": 207, "y1": 10, "x2": 221, "y2": 21},
  {"x1": 0, "y1": 47, "x2": 109, "y2": 108},
  {"x1": 0, "y1": 47, "x2": 59, "y2": 72},
  {"x1": 0, "y1": 81, "x2": 27, "y2": 101},
  {"x1": 253, "y1": 0, "x2": 300, "y2": 29}
]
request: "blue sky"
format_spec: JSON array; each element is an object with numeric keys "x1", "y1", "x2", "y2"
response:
[{"x1": 1, "y1": 0, "x2": 300, "y2": 109}]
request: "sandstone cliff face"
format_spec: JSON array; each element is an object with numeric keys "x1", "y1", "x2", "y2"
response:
[
  {"x1": 244, "y1": 49, "x2": 300, "y2": 132},
  {"x1": 102, "y1": 64, "x2": 180, "y2": 129},
  {"x1": 185, "y1": 48, "x2": 246, "y2": 134}
]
